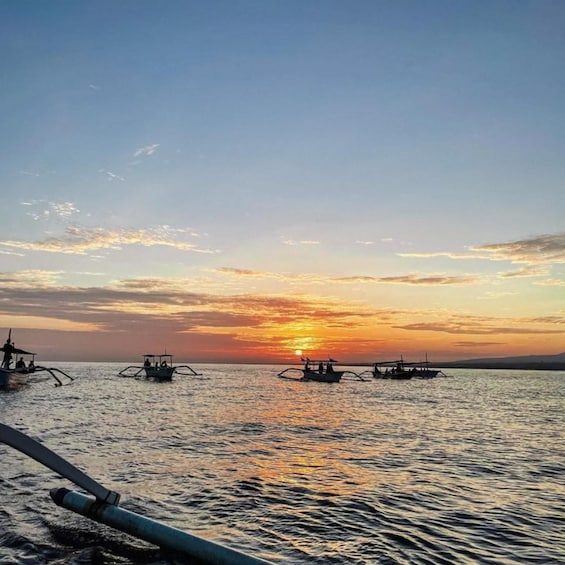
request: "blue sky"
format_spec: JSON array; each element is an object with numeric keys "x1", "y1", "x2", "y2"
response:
[{"x1": 1, "y1": 1, "x2": 564, "y2": 362}]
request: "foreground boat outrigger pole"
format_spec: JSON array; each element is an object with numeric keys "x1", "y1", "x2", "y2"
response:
[
  {"x1": 0, "y1": 423, "x2": 273, "y2": 565},
  {"x1": 0, "y1": 423, "x2": 119, "y2": 504}
]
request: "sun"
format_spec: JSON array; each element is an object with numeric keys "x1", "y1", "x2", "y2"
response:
[{"x1": 294, "y1": 349, "x2": 303, "y2": 357}]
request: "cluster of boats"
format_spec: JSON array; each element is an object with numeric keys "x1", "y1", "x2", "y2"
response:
[
  {"x1": 1, "y1": 331, "x2": 203, "y2": 390},
  {"x1": 2, "y1": 328, "x2": 446, "y2": 391},
  {"x1": 278, "y1": 356, "x2": 447, "y2": 383}
]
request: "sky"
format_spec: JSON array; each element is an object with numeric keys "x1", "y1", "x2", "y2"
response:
[{"x1": 1, "y1": 1, "x2": 564, "y2": 363}]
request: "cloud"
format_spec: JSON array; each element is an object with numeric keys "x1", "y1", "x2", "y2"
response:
[
  {"x1": 471, "y1": 233, "x2": 565, "y2": 265},
  {"x1": 134, "y1": 144, "x2": 160, "y2": 157},
  {"x1": 395, "y1": 314, "x2": 565, "y2": 335},
  {"x1": 0, "y1": 225, "x2": 220, "y2": 256},
  {"x1": 0, "y1": 270, "x2": 63, "y2": 289},
  {"x1": 19, "y1": 169, "x2": 56, "y2": 177},
  {"x1": 216, "y1": 267, "x2": 479, "y2": 287},
  {"x1": 355, "y1": 240, "x2": 374, "y2": 245},
  {"x1": 216, "y1": 267, "x2": 268, "y2": 278},
  {"x1": 534, "y1": 278, "x2": 565, "y2": 287},
  {"x1": 282, "y1": 239, "x2": 320, "y2": 246},
  {"x1": 98, "y1": 169, "x2": 125, "y2": 182},
  {"x1": 498, "y1": 265, "x2": 550, "y2": 278},
  {"x1": 21, "y1": 200, "x2": 80, "y2": 221},
  {"x1": 400, "y1": 233, "x2": 565, "y2": 267},
  {"x1": 1, "y1": 273, "x2": 562, "y2": 360},
  {"x1": 334, "y1": 274, "x2": 480, "y2": 286},
  {"x1": 0, "y1": 278, "x2": 375, "y2": 335},
  {"x1": 454, "y1": 341, "x2": 506, "y2": 348},
  {"x1": 478, "y1": 291, "x2": 519, "y2": 300}
]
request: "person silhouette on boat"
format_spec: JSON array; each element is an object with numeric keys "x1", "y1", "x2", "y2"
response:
[
  {"x1": 326, "y1": 362, "x2": 333, "y2": 373},
  {"x1": 15, "y1": 357, "x2": 26, "y2": 369},
  {"x1": 318, "y1": 361, "x2": 324, "y2": 374},
  {"x1": 1, "y1": 336, "x2": 15, "y2": 369},
  {"x1": 144, "y1": 358, "x2": 151, "y2": 367}
]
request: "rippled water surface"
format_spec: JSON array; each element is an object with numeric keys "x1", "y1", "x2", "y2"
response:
[{"x1": 1, "y1": 364, "x2": 563, "y2": 564}]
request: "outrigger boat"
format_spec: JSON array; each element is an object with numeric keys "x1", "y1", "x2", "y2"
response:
[
  {"x1": 278, "y1": 357, "x2": 364, "y2": 383},
  {"x1": 0, "y1": 329, "x2": 75, "y2": 389},
  {"x1": 118, "y1": 353, "x2": 202, "y2": 381},
  {"x1": 359, "y1": 355, "x2": 446, "y2": 380}
]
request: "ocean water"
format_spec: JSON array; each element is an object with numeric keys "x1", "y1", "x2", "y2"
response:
[{"x1": 0, "y1": 363, "x2": 563, "y2": 564}]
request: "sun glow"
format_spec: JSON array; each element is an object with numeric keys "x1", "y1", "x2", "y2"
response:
[{"x1": 294, "y1": 349, "x2": 303, "y2": 357}]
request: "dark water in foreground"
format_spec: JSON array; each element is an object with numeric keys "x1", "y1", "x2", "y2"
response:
[{"x1": 0, "y1": 364, "x2": 563, "y2": 564}]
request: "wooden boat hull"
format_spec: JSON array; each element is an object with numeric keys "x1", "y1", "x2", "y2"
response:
[
  {"x1": 144, "y1": 366, "x2": 175, "y2": 381},
  {"x1": 374, "y1": 372, "x2": 413, "y2": 380},
  {"x1": 302, "y1": 370, "x2": 343, "y2": 383},
  {"x1": 0, "y1": 368, "x2": 30, "y2": 389},
  {"x1": 415, "y1": 369, "x2": 440, "y2": 378}
]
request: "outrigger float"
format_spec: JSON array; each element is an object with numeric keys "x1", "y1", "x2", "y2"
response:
[
  {"x1": 0, "y1": 329, "x2": 75, "y2": 389},
  {"x1": 278, "y1": 357, "x2": 365, "y2": 383},
  {"x1": 118, "y1": 354, "x2": 202, "y2": 381},
  {"x1": 0, "y1": 423, "x2": 273, "y2": 564}
]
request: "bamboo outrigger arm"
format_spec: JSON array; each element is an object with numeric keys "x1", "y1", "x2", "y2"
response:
[
  {"x1": 0, "y1": 422, "x2": 119, "y2": 504},
  {"x1": 0, "y1": 423, "x2": 273, "y2": 564}
]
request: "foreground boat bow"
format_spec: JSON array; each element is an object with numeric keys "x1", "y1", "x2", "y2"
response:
[{"x1": 0, "y1": 423, "x2": 272, "y2": 564}]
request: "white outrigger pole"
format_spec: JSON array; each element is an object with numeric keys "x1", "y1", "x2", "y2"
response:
[{"x1": 0, "y1": 423, "x2": 273, "y2": 565}]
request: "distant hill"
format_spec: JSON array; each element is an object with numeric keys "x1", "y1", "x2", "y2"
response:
[{"x1": 438, "y1": 352, "x2": 565, "y2": 371}]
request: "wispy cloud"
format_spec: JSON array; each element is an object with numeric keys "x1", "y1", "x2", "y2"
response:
[
  {"x1": 454, "y1": 341, "x2": 505, "y2": 348},
  {"x1": 0, "y1": 225, "x2": 219, "y2": 256},
  {"x1": 0, "y1": 270, "x2": 63, "y2": 289},
  {"x1": 334, "y1": 274, "x2": 480, "y2": 286},
  {"x1": 478, "y1": 291, "x2": 519, "y2": 300},
  {"x1": 19, "y1": 169, "x2": 56, "y2": 177},
  {"x1": 395, "y1": 313, "x2": 565, "y2": 335},
  {"x1": 134, "y1": 144, "x2": 160, "y2": 157},
  {"x1": 282, "y1": 239, "x2": 320, "y2": 246},
  {"x1": 400, "y1": 233, "x2": 565, "y2": 267},
  {"x1": 498, "y1": 265, "x2": 550, "y2": 278},
  {"x1": 472, "y1": 234, "x2": 565, "y2": 265},
  {"x1": 98, "y1": 169, "x2": 125, "y2": 182},
  {"x1": 21, "y1": 200, "x2": 80, "y2": 221},
  {"x1": 216, "y1": 267, "x2": 480, "y2": 286},
  {"x1": 535, "y1": 278, "x2": 565, "y2": 287},
  {"x1": 217, "y1": 267, "x2": 268, "y2": 278}
]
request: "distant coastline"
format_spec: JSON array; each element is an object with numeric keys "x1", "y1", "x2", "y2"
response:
[{"x1": 435, "y1": 352, "x2": 565, "y2": 372}]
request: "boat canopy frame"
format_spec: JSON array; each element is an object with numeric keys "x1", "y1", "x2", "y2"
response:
[
  {"x1": 118, "y1": 353, "x2": 202, "y2": 378},
  {"x1": 277, "y1": 358, "x2": 366, "y2": 382}
]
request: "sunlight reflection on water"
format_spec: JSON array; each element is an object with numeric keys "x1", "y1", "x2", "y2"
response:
[{"x1": 0, "y1": 364, "x2": 563, "y2": 563}]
